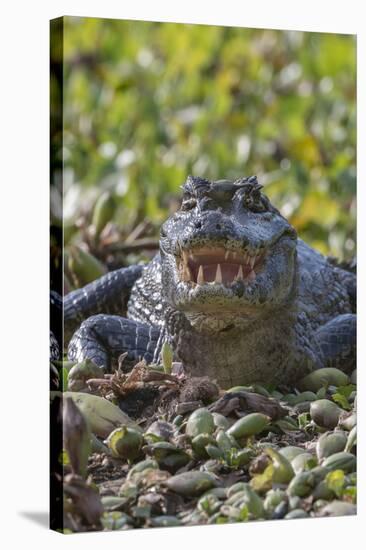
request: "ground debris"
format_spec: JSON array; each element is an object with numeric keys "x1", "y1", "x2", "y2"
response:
[
  {"x1": 59, "y1": 360, "x2": 357, "y2": 532},
  {"x1": 208, "y1": 390, "x2": 288, "y2": 420}
]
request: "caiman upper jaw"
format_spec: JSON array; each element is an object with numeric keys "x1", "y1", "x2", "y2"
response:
[{"x1": 176, "y1": 245, "x2": 265, "y2": 286}]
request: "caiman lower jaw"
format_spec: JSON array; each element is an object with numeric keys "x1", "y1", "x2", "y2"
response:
[{"x1": 176, "y1": 245, "x2": 265, "y2": 287}]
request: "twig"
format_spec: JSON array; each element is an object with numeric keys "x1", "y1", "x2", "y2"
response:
[
  {"x1": 124, "y1": 219, "x2": 152, "y2": 244},
  {"x1": 105, "y1": 237, "x2": 159, "y2": 253}
]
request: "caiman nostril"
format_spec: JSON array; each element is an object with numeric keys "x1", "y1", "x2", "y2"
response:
[
  {"x1": 216, "y1": 223, "x2": 222, "y2": 230},
  {"x1": 195, "y1": 221, "x2": 202, "y2": 229}
]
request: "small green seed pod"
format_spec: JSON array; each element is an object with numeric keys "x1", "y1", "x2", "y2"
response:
[
  {"x1": 312, "y1": 480, "x2": 334, "y2": 501},
  {"x1": 226, "y1": 485, "x2": 265, "y2": 518},
  {"x1": 227, "y1": 413, "x2": 270, "y2": 439},
  {"x1": 279, "y1": 446, "x2": 305, "y2": 462},
  {"x1": 192, "y1": 433, "x2": 216, "y2": 458},
  {"x1": 64, "y1": 391, "x2": 139, "y2": 438},
  {"x1": 240, "y1": 485, "x2": 265, "y2": 519},
  {"x1": 216, "y1": 429, "x2": 233, "y2": 451},
  {"x1": 298, "y1": 368, "x2": 349, "y2": 392},
  {"x1": 226, "y1": 482, "x2": 248, "y2": 499},
  {"x1": 322, "y1": 452, "x2": 356, "y2": 473},
  {"x1": 106, "y1": 426, "x2": 143, "y2": 461},
  {"x1": 127, "y1": 459, "x2": 159, "y2": 479},
  {"x1": 205, "y1": 444, "x2": 224, "y2": 460},
  {"x1": 316, "y1": 430, "x2": 348, "y2": 461},
  {"x1": 287, "y1": 471, "x2": 316, "y2": 497},
  {"x1": 263, "y1": 489, "x2": 287, "y2": 515},
  {"x1": 186, "y1": 408, "x2": 215, "y2": 438},
  {"x1": 310, "y1": 399, "x2": 342, "y2": 429},
  {"x1": 212, "y1": 413, "x2": 230, "y2": 430},
  {"x1": 235, "y1": 449, "x2": 252, "y2": 467},
  {"x1": 291, "y1": 392, "x2": 317, "y2": 405},
  {"x1": 291, "y1": 452, "x2": 317, "y2": 474},
  {"x1": 165, "y1": 471, "x2": 218, "y2": 497},
  {"x1": 310, "y1": 465, "x2": 331, "y2": 484},
  {"x1": 265, "y1": 447, "x2": 295, "y2": 484},
  {"x1": 68, "y1": 359, "x2": 103, "y2": 392},
  {"x1": 145, "y1": 441, "x2": 190, "y2": 472}
]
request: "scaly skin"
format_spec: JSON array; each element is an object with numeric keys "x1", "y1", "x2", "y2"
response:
[{"x1": 65, "y1": 176, "x2": 356, "y2": 388}]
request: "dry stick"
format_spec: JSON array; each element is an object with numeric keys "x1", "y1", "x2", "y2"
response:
[
  {"x1": 105, "y1": 237, "x2": 159, "y2": 254},
  {"x1": 124, "y1": 219, "x2": 152, "y2": 244}
]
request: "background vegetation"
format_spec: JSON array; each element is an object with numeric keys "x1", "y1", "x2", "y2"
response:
[
  {"x1": 59, "y1": 17, "x2": 356, "y2": 283},
  {"x1": 53, "y1": 20, "x2": 357, "y2": 532}
]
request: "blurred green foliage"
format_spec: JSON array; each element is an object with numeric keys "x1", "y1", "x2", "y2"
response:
[{"x1": 61, "y1": 17, "x2": 356, "y2": 259}]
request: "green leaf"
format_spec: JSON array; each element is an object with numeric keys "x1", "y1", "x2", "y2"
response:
[
  {"x1": 336, "y1": 384, "x2": 356, "y2": 398},
  {"x1": 332, "y1": 384, "x2": 355, "y2": 410},
  {"x1": 298, "y1": 412, "x2": 310, "y2": 429},
  {"x1": 61, "y1": 19, "x2": 356, "y2": 261},
  {"x1": 332, "y1": 393, "x2": 351, "y2": 410}
]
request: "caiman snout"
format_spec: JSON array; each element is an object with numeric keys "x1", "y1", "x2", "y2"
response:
[{"x1": 184, "y1": 211, "x2": 246, "y2": 247}]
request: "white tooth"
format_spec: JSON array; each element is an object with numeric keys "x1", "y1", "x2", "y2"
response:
[
  {"x1": 183, "y1": 250, "x2": 189, "y2": 265},
  {"x1": 232, "y1": 251, "x2": 237, "y2": 260},
  {"x1": 236, "y1": 265, "x2": 244, "y2": 280},
  {"x1": 182, "y1": 265, "x2": 192, "y2": 282},
  {"x1": 249, "y1": 255, "x2": 255, "y2": 269},
  {"x1": 225, "y1": 250, "x2": 230, "y2": 261},
  {"x1": 215, "y1": 263, "x2": 222, "y2": 284},
  {"x1": 246, "y1": 270, "x2": 256, "y2": 282},
  {"x1": 197, "y1": 265, "x2": 205, "y2": 285},
  {"x1": 243, "y1": 252, "x2": 248, "y2": 264}
]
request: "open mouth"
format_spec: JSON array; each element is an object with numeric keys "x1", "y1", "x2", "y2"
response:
[{"x1": 176, "y1": 246, "x2": 265, "y2": 286}]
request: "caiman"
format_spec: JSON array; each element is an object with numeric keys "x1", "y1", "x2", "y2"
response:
[{"x1": 64, "y1": 176, "x2": 356, "y2": 388}]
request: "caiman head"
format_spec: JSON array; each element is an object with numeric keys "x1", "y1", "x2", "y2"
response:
[{"x1": 160, "y1": 175, "x2": 298, "y2": 332}]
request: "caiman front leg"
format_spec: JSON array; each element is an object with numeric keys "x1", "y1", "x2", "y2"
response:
[
  {"x1": 314, "y1": 313, "x2": 356, "y2": 374},
  {"x1": 64, "y1": 264, "x2": 143, "y2": 344},
  {"x1": 67, "y1": 314, "x2": 165, "y2": 371}
]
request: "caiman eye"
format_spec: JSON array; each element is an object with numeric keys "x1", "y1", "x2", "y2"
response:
[
  {"x1": 242, "y1": 189, "x2": 268, "y2": 213},
  {"x1": 181, "y1": 197, "x2": 197, "y2": 211}
]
